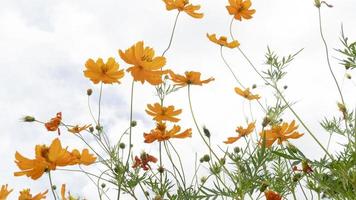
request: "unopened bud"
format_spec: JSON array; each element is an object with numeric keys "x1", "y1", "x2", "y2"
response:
[
  {"x1": 87, "y1": 89, "x2": 93, "y2": 96},
  {"x1": 101, "y1": 183, "x2": 106, "y2": 188},
  {"x1": 346, "y1": 73, "x2": 352, "y2": 79},
  {"x1": 283, "y1": 85, "x2": 288, "y2": 90},
  {"x1": 203, "y1": 126, "x2": 211, "y2": 138},
  {"x1": 203, "y1": 154, "x2": 210, "y2": 162},
  {"x1": 262, "y1": 117, "x2": 271, "y2": 127},
  {"x1": 158, "y1": 166, "x2": 165, "y2": 173},
  {"x1": 131, "y1": 120, "x2": 137, "y2": 127},
  {"x1": 119, "y1": 143, "x2": 126, "y2": 149},
  {"x1": 252, "y1": 84, "x2": 257, "y2": 89},
  {"x1": 22, "y1": 116, "x2": 35, "y2": 122}
]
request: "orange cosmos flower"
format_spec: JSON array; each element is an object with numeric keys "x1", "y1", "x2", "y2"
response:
[
  {"x1": 18, "y1": 189, "x2": 48, "y2": 200},
  {"x1": 146, "y1": 103, "x2": 182, "y2": 122},
  {"x1": 61, "y1": 184, "x2": 78, "y2": 200},
  {"x1": 119, "y1": 41, "x2": 167, "y2": 85},
  {"x1": 162, "y1": 0, "x2": 203, "y2": 18},
  {"x1": 169, "y1": 71, "x2": 214, "y2": 87},
  {"x1": 70, "y1": 149, "x2": 97, "y2": 165},
  {"x1": 144, "y1": 122, "x2": 192, "y2": 143},
  {"x1": 44, "y1": 112, "x2": 62, "y2": 134},
  {"x1": 226, "y1": 0, "x2": 256, "y2": 21},
  {"x1": 132, "y1": 152, "x2": 158, "y2": 171},
  {"x1": 235, "y1": 87, "x2": 260, "y2": 100},
  {"x1": 207, "y1": 33, "x2": 240, "y2": 49},
  {"x1": 0, "y1": 184, "x2": 13, "y2": 200},
  {"x1": 259, "y1": 120, "x2": 304, "y2": 148},
  {"x1": 84, "y1": 57, "x2": 125, "y2": 84},
  {"x1": 264, "y1": 190, "x2": 282, "y2": 200},
  {"x1": 68, "y1": 124, "x2": 91, "y2": 134},
  {"x1": 224, "y1": 122, "x2": 255, "y2": 144}
]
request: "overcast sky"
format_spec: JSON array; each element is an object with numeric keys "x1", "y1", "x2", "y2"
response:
[{"x1": 1, "y1": 0, "x2": 355, "y2": 199}]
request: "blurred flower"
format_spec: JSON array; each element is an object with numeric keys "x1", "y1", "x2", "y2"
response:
[
  {"x1": 226, "y1": 0, "x2": 256, "y2": 21},
  {"x1": 84, "y1": 57, "x2": 124, "y2": 84},
  {"x1": 67, "y1": 124, "x2": 91, "y2": 134},
  {"x1": 61, "y1": 184, "x2": 78, "y2": 200},
  {"x1": 144, "y1": 122, "x2": 192, "y2": 143},
  {"x1": 0, "y1": 184, "x2": 13, "y2": 200},
  {"x1": 207, "y1": 34, "x2": 240, "y2": 48},
  {"x1": 146, "y1": 103, "x2": 182, "y2": 122},
  {"x1": 224, "y1": 122, "x2": 255, "y2": 144},
  {"x1": 169, "y1": 71, "x2": 214, "y2": 87},
  {"x1": 70, "y1": 149, "x2": 97, "y2": 165},
  {"x1": 132, "y1": 152, "x2": 158, "y2": 171},
  {"x1": 44, "y1": 112, "x2": 62, "y2": 134},
  {"x1": 264, "y1": 190, "x2": 282, "y2": 200},
  {"x1": 235, "y1": 87, "x2": 260, "y2": 100},
  {"x1": 259, "y1": 120, "x2": 304, "y2": 148},
  {"x1": 162, "y1": 0, "x2": 203, "y2": 18},
  {"x1": 119, "y1": 41, "x2": 167, "y2": 85},
  {"x1": 18, "y1": 189, "x2": 48, "y2": 200}
]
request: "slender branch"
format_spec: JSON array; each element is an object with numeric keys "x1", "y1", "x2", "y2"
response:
[
  {"x1": 162, "y1": 11, "x2": 180, "y2": 56},
  {"x1": 48, "y1": 171, "x2": 57, "y2": 200}
]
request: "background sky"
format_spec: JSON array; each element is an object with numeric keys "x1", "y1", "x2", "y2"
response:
[{"x1": 0, "y1": 0, "x2": 355, "y2": 199}]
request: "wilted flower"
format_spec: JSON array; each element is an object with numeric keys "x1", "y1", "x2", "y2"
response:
[
  {"x1": 235, "y1": 87, "x2": 260, "y2": 100},
  {"x1": 44, "y1": 112, "x2": 62, "y2": 134}
]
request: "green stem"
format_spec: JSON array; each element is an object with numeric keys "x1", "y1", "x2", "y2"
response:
[
  {"x1": 162, "y1": 11, "x2": 180, "y2": 56},
  {"x1": 48, "y1": 171, "x2": 57, "y2": 200}
]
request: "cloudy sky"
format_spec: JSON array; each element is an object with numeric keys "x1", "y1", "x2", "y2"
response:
[{"x1": 1, "y1": 0, "x2": 355, "y2": 199}]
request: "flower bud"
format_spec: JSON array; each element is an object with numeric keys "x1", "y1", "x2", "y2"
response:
[
  {"x1": 203, "y1": 126, "x2": 211, "y2": 138},
  {"x1": 259, "y1": 182, "x2": 268, "y2": 192},
  {"x1": 131, "y1": 120, "x2": 137, "y2": 127},
  {"x1": 203, "y1": 154, "x2": 210, "y2": 162},
  {"x1": 262, "y1": 117, "x2": 271, "y2": 127},
  {"x1": 87, "y1": 88, "x2": 93, "y2": 96},
  {"x1": 22, "y1": 116, "x2": 35, "y2": 122},
  {"x1": 314, "y1": 0, "x2": 321, "y2": 8},
  {"x1": 252, "y1": 84, "x2": 257, "y2": 89},
  {"x1": 158, "y1": 166, "x2": 165, "y2": 174},
  {"x1": 101, "y1": 183, "x2": 106, "y2": 188},
  {"x1": 119, "y1": 143, "x2": 126, "y2": 149}
]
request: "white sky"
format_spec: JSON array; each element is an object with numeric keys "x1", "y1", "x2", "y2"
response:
[{"x1": 1, "y1": 0, "x2": 355, "y2": 199}]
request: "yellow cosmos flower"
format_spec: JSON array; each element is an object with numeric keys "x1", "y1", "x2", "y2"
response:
[
  {"x1": 169, "y1": 71, "x2": 214, "y2": 87},
  {"x1": 119, "y1": 41, "x2": 168, "y2": 85},
  {"x1": 67, "y1": 124, "x2": 91, "y2": 134},
  {"x1": 84, "y1": 57, "x2": 124, "y2": 84},
  {"x1": 18, "y1": 189, "x2": 48, "y2": 200},
  {"x1": 259, "y1": 120, "x2": 304, "y2": 148},
  {"x1": 14, "y1": 138, "x2": 95, "y2": 180},
  {"x1": 235, "y1": 87, "x2": 260, "y2": 100},
  {"x1": 146, "y1": 103, "x2": 182, "y2": 122},
  {"x1": 207, "y1": 33, "x2": 240, "y2": 49},
  {"x1": 69, "y1": 149, "x2": 97, "y2": 165},
  {"x1": 226, "y1": 0, "x2": 256, "y2": 21},
  {"x1": 0, "y1": 184, "x2": 13, "y2": 200},
  {"x1": 162, "y1": 0, "x2": 203, "y2": 18},
  {"x1": 144, "y1": 122, "x2": 192, "y2": 143},
  {"x1": 224, "y1": 122, "x2": 255, "y2": 144}
]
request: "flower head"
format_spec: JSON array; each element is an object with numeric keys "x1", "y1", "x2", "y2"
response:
[
  {"x1": 70, "y1": 149, "x2": 97, "y2": 165},
  {"x1": 44, "y1": 112, "x2": 62, "y2": 134},
  {"x1": 119, "y1": 41, "x2": 167, "y2": 85},
  {"x1": 144, "y1": 122, "x2": 192, "y2": 143},
  {"x1": 162, "y1": 0, "x2": 203, "y2": 18},
  {"x1": 0, "y1": 184, "x2": 13, "y2": 200},
  {"x1": 146, "y1": 103, "x2": 182, "y2": 122},
  {"x1": 235, "y1": 87, "x2": 260, "y2": 100},
  {"x1": 132, "y1": 152, "x2": 158, "y2": 171},
  {"x1": 207, "y1": 34, "x2": 240, "y2": 48},
  {"x1": 68, "y1": 124, "x2": 91, "y2": 134},
  {"x1": 18, "y1": 189, "x2": 48, "y2": 200},
  {"x1": 264, "y1": 190, "x2": 282, "y2": 200},
  {"x1": 169, "y1": 71, "x2": 214, "y2": 87},
  {"x1": 259, "y1": 120, "x2": 304, "y2": 148},
  {"x1": 224, "y1": 122, "x2": 255, "y2": 144},
  {"x1": 84, "y1": 57, "x2": 124, "y2": 84},
  {"x1": 226, "y1": 0, "x2": 256, "y2": 21}
]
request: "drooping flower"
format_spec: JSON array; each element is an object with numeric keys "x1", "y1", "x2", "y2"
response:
[
  {"x1": 146, "y1": 103, "x2": 182, "y2": 122},
  {"x1": 67, "y1": 124, "x2": 91, "y2": 134},
  {"x1": 132, "y1": 152, "x2": 158, "y2": 171},
  {"x1": 162, "y1": 0, "x2": 203, "y2": 18},
  {"x1": 226, "y1": 0, "x2": 256, "y2": 21},
  {"x1": 207, "y1": 33, "x2": 240, "y2": 48},
  {"x1": 264, "y1": 190, "x2": 282, "y2": 200},
  {"x1": 18, "y1": 189, "x2": 48, "y2": 200},
  {"x1": 235, "y1": 87, "x2": 260, "y2": 100},
  {"x1": 61, "y1": 184, "x2": 78, "y2": 200},
  {"x1": 169, "y1": 71, "x2": 214, "y2": 87},
  {"x1": 83, "y1": 57, "x2": 125, "y2": 84},
  {"x1": 224, "y1": 122, "x2": 255, "y2": 144},
  {"x1": 259, "y1": 120, "x2": 304, "y2": 148},
  {"x1": 0, "y1": 184, "x2": 13, "y2": 200},
  {"x1": 144, "y1": 122, "x2": 192, "y2": 143},
  {"x1": 44, "y1": 112, "x2": 62, "y2": 134},
  {"x1": 119, "y1": 41, "x2": 167, "y2": 85},
  {"x1": 70, "y1": 149, "x2": 97, "y2": 165}
]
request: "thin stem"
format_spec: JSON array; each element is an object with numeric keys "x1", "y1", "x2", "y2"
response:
[
  {"x1": 88, "y1": 95, "x2": 98, "y2": 125},
  {"x1": 162, "y1": 11, "x2": 180, "y2": 56},
  {"x1": 317, "y1": 8, "x2": 346, "y2": 105},
  {"x1": 48, "y1": 171, "x2": 57, "y2": 200},
  {"x1": 220, "y1": 46, "x2": 245, "y2": 88},
  {"x1": 98, "y1": 83, "x2": 103, "y2": 126}
]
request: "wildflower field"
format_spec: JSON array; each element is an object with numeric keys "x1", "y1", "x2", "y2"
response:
[{"x1": 1, "y1": 0, "x2": 356, "y2": 199}]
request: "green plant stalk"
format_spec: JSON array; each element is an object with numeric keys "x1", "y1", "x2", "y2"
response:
[{"x1": 48, "y1": 171, "x2": 57, "y2": 200}]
